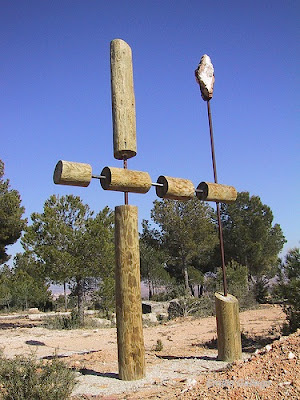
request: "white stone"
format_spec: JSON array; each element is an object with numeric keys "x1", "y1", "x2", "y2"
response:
[
  {"x1": 195, "y1": 54, "x2": 215, "y2": 100},
  {"x1": 142, "y1": 313, "x2": 158, "y2": 324},
  {"x1": 28, "y1": 308, "x2": 39, "y2": 314},
  {"x1": 288, "y1": 351, "x2": 295, "y2": 359},
  {"x1": 265, "y1": 344, "x2": 272, "y2": 352},
  {"x1": 91, "y1": 318, "x2": 111, "y2": 328}
]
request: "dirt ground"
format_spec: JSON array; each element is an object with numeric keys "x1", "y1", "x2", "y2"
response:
[{"x1": 0, "y1": 304, "x2": 299, "y2": 399}]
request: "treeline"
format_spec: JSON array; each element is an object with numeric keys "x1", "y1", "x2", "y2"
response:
[{"x1": 0, "y1": 159, "x2": 299, "y2": 332}]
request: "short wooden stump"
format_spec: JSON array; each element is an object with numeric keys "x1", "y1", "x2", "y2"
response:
[{"x1": 215, "y1": 292, "x2": 242, "y2": 362}]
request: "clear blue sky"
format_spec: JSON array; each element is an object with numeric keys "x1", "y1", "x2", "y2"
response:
[{"x1": 1, "y1": 0, "x2": 299, "y2": 261}]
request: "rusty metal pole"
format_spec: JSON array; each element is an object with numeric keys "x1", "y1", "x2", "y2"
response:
[
  {"x1": 206, "y1": 100, "x2": 228, "y2": 296},
  {"x1": 195, "y1": 55, "x2": 228, "y2": 296},
  {"x1": 123, "y1": 158, "x2": 129, "y2": 205}
]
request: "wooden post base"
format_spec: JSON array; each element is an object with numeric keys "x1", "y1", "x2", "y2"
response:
[
  {"x1": 215, "y1": 292, "x2": 242, "y2": 362},
  {"x1": 115, "y1": 205, "x2": 145, "y2": 380}
]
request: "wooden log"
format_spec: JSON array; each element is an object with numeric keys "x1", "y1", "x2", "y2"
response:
[
  {"x1": 155, "y1": 175, "x2": 195, "y2": 200},
  {"x1": 100, "y1": 167, "x2": 151, "y2": 194},
  {"x1": 115, "y1": 205, "x2": 145, "y2": 380},
  {"x1": 111, "y1": 39, "x2": 137, "y2": 160},
  {"x1": 196, "y1": 182, "x2": 237, "y2": 203},
  {"x1": 215, "y1": 292, "x2": 242, "y2": 362},
  {"x1": 53, "y1": 160, "x2": 92, "y2": 187}
]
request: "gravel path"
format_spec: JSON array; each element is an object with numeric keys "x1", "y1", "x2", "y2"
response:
[{"x1": 71, "y1": 350, "x2": 229, "y2": 397}]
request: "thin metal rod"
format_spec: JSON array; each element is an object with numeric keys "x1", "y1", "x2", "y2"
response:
[
  {"x1": 207, "y1": 100, "x2": 228, "y2": 296},
  {"x1": 151, "y1": 182, "x2": 164, "y2": 187},
  {"x1": 123, "y1": 159, "x2": 128, "y2": 205},
  {"x1": 92, "y1": 174, "x2": 106, "y2": 180}
]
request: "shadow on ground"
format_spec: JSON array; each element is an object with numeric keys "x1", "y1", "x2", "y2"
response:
[{"x1": 198, "y1": 332, "x2": 280, "y2": 353}]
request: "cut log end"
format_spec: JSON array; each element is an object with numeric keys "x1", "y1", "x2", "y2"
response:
[
  {"x1": 196, "y1": 182, "x2": 237, "y2": 203},
  {"x1": 53, "y1": 160, "x2": 92, "y2": 187},
  {"x1": 156, "y1": 175, "x2": 195, "y2": 201}
]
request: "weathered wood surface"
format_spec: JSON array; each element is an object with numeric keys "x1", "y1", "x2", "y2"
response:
[
  {"x1": 53, "y1": 160, "x2": 92, "y2": 187},
  {"x1": 100, "y1": 167, "x2": 151, "y2": 194},
  {"x1": 156, "y1": 175, "x2": 195, "y2": 200},
  {"x1": 215, "y1": 292, "x2": 242, "y2": 362},
  {"x1": 115, "y1": 205, "x2": 145, "y2": 380},
  {"x1": 196, "y1": 182, "x2": 237, "y2": 203},
  {"x1": 111, "y1": 39, "x2": 137, "y2": 160}
]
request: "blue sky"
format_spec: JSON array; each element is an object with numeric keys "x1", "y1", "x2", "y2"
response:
[{"x1": 1, "y1": 0, "x2": 299, "y2": 261}]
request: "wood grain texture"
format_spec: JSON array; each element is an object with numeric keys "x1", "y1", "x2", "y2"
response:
[
  {"x1": 100, "y1": 167, "x2": 151, "y2": 194},
  {"x1": 156, "y1": 175, "x2": 195, "y2": 200},
  {"x1": 115, "y1": 205, "x2": 145, "y2": 380},
  {"x1": 53, "y1": 160, "x2": 92, "y2": 187},
  {"x1": 196, "y1": 182, "x2": 237, "y2": 203},
  {"x1": 110, "y1": 39, "x2": 137, "y2": 160},
  {"x1": 215, "y1": 292, "x2": 242, "y2": 362}
]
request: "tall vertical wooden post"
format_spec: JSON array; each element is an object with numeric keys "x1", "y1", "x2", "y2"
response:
[{"x1": 115, "y1": 205, "x2": 145, "y2": 380}]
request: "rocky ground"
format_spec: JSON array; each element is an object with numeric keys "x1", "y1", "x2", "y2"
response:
[{"x1": 0, "y1": 304, "x2": 299, "y2": 399}]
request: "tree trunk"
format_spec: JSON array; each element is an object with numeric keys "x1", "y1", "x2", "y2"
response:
[
  {"x1": 183, "y1": 262, "x2": 191, "y2": 296},
  {"x1": 64, "y1": 281, "x2": 68, "y2": 311},
  {"x1": 148, "y1": 281, "x2": 152, "y2": 300},
  {"x1": 190, "y1": 284, "x2": 195, "y2": 297},
  {"x1": 198, "y1": 284, "x2": 204, "y2": 297},
  {"x1": 76, "y1": 277, "x2": 84, "y2": 325}
]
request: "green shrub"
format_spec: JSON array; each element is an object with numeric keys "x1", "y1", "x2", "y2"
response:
[
  {"x1": 44, "y1": 310, "x2": 81, "y2": 330},
  {"x1": 0, "y1": 353, "x2": 76, "y2": 400},
  {"x1": 253, "y1": 276, "x2": 269, "y2": 303},
  {"x1": 214, "y1": 261, "x2": 257, "y2": 311},
  {"x1": 281, "y1": 279, "x2": 300, "y2": 334},
  {"x1": 153, "y1": 339, "x2": 164, "y2": 352},
  {"x1": 168, "y1": 296, "x2": 215, "y2": 319},
  {"x1": 272, "y1": 248, "x2": 300, "y2": 334}
]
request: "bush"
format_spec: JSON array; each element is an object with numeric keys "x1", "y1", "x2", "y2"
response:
[
  {"x1": 168, "y1": 296, "x2": 215, "y2": 319},
  {"x1": 0, "y1": 353, "x2": 76, "y2": 400},
  {"x1": 273, "y1": 248, "x2": 300, "y2": 334},
  {"x1": 281, "y1": 279, "x2": 300, "y2": 334},
  {"x1": 253, "y1": 276, "x2": 269, "y2": 303},
  {"x1": 151, "y1": 284, "x2": 186, "y2": 302},
  {"x1": 214, "y1": 261, "x2": 257, "y2": 311},
  {"x1": 44, "y1": 310, "x2": 81, "y2": 330}
]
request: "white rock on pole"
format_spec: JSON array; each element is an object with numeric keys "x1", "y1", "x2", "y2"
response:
[{"x1": 195, "y1": 54, "x2": 215, "y2": 101}]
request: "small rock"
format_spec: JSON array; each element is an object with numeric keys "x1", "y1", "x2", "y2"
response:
[
  {"x1": 279, "y1": 381, "x2": 292, "y2": 387},
  {"x1": 288, "y1": 351, "x2": 296, "y2": 359},
  {"x1": 265, "y1": 344, "x2": 272, "y2": 352},
  {"x1": 142, "y1": 313, "x2": 158, "y2": 324},
  {"x1": 91, "y1": 318, "x2": 111, "y2": 328},
  {"x1": 28, "y1": 308, "x2": 39, "y2": 314},
  {"x1": 181, "y1": 378, "x2": 197, "y2": 393}
]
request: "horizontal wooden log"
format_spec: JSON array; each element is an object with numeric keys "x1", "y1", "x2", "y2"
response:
[
  {"x1": 111, "y1": 39, "x2": 137, "y2": 160},
  {"x1": 53, "y1": 160, "x2": 92, "y2": 187},
  {"x1": 100, "y1": 167, "x2": 151, "y2": 194},
  {"x1": 156, "y1": 176, "x2": 195, "y2": 200},
  {"x1": 215, "y1": 292, "x2": 242, "y2": 362},
  {"x1": 115, "y1": 205, "x2": 145, "y2": 380},
  {"x1": 196, "y1": 182, "x2": 237, "y2": 203}
]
